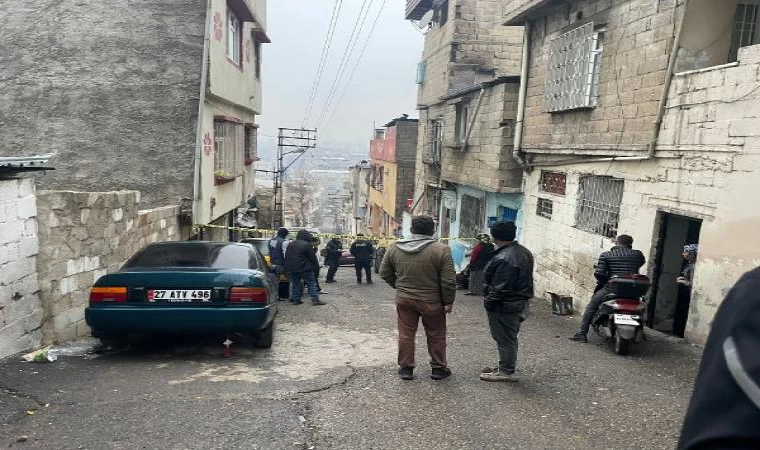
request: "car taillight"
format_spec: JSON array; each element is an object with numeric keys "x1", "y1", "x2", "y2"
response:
[
  {"x1": 229, "y1": 287, "x2": 268, "y2": 303},
  {"x1": 90, "y1": 287, "x2": 128, "y2": 303}
]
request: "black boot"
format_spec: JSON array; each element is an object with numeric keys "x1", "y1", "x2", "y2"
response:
[
  {"x1": 569, "y1": 332, "x2": 588, "y2": 343},
  {"x1": 398, "y1": 367, "x2": 414, "y2": 380}
]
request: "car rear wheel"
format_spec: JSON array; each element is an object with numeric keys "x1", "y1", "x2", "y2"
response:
[{"x1": 253, "y1": 323, "x2": 274, "y2": 349}]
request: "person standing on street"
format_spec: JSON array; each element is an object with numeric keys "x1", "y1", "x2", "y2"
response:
[
  {"x1": 310, "y1": 236, "x2": 326, "y2": 294},
  {"x1": 284, "y1": 230, "x2": 326, "y2": 306},
  {"x1": 380, "y1": 215, "x2": 457, "y2": 381},
  {"x1": 480, "y1": 221, "x2": 533, "y2": 382},
  {"x1": 324, "y1": 238, "x2": 343, "y2": 283},
  {"x1": 268, "y1": 227, "x2": 290, "y2": 301},
  {"x1": 351, "y1": 234, "x2": 375, "y2": 284},
  {"x1": 467, "y1": 233, "x2": 495, "y2": 296},
  {"x1": 570, "y1": 234, "x2": 645, "y2": 343},
  {"x1": 673, "y1": 244, "x2": 698, "y2": 337},
  {"x1": 678, "y1": 266, "x2": 760, "y2": 449}
]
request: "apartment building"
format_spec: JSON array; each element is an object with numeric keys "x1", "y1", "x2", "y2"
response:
[
  {"x1": 505, "y1": 0, "x2": 760, "y2": 342},
  {"x1": 0, "y1": 0, "x2": 269, "y2": 237},
  {"x1": 367, "y1": 116, "x2": 418, "y2": 238},
  {"x1": 406, "y1": 0, "x2": 525, "y2": 269}
]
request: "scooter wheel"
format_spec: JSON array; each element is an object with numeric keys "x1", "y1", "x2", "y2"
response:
[{"x1": 614, "y1": 333, "x2": 630, "y2": 355}]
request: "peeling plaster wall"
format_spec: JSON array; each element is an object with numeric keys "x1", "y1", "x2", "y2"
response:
[{"x1": 0, "y1": 177, "x2": 43, "y2": 359}]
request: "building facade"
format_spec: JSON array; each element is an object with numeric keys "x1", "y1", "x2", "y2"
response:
[
  {"x1": 0, "y1": 0, "x2": 269, "y2": 238},
  {"x1": 505, "y1": 0, "x2": 760, "y2": 343},
  {"x1": 406, "y1": 0, "x2": 525, "y2": 269},
  {"x1": 367, "y1": 117, "x2": 419, "y2": 238}
]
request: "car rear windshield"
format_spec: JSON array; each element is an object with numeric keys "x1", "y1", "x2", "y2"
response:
[
  {"x1": 124, "y1": 243, "x2": 258, "y2": 270},
  {"x1": 242, "y1": 239, "x2": 269, "y2": 256}
]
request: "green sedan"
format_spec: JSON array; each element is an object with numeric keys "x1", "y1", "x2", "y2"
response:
[{"x1": 85, "y1": 241, "x2": 278, "y2": 348}]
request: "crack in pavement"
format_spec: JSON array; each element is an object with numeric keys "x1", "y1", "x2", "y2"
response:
[
  {"x1": 291, "y1": 366, "x2": 358, "y2": 397},
  {"x1": 0, "y1": 382, "x2": 46, "y2": 407}
]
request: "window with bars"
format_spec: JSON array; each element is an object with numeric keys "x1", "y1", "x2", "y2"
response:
[
  {"x1": 575, "y1": 176, "x2": 624, "y2": 238},
  {"x1": 244, "y1": 125, "x2": 257, "y2": 165},
  {"x1": 544, "y1": 22, "x2": 605, "y2": 112},
  {"x1": 214, "y1": 120, "x2": 244, "y2": 181},
  {"x1": 539, "y1": 171, "x2": 567, "y2": 195},
  {"x1": 536, "y1": 198, "x2": 553, "y2": 219},
  {"x1": 423, "y1": 120, "x2": 443, "y2": 164},
  {"x1": 730, "y1": 1, "x2": 760, "y2": 62},
  {"x1": 227, "y1": 9, "x2": 242, "y2": 65}
]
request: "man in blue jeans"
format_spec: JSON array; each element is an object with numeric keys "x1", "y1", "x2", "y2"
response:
[{"x1": 283, "y1": 230, "x2": 326, "y2": 306}]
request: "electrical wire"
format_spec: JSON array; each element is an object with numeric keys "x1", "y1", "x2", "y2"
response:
[
  {"x1": 313, "y1": 0, "x2": 374, "y2": 130},
  {"x1": 301, "y1": 0, "x2": 343, "y2": 127},
  {"x1": 320, "y1": 0, "x2": 387, "y2": 137}
]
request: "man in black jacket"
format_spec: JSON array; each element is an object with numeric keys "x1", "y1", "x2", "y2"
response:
[
  {"x1": 324, "y1": 238, "x2": 343, "y2": 283},
  {"x1": 570, "y1": 234, "x2": 645, "y2": 343},
  {"x1": 283, "y1": 230, "x2": 326, "y2": 306},
  {"x1": 678, "y1": 266, "x2": 760, "y2": 449},
  {"x1": 480, "y1": 221, "x2": 534, "y2": 383},
  {"x1": 350, "y1": 234, "x2": 375, "y2": 284}
]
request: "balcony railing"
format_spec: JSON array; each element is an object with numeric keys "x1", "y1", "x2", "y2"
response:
[{"x1": 406, "y1": 0, "x2": 433, "y2": 20}]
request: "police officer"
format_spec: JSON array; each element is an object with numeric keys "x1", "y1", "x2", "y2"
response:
[
  {"x1": 325, "y1": 238, "x2": 343, "y2": 283},
  {"x1": 350, "y1": 234, "x2": 375, "y2": 284}
]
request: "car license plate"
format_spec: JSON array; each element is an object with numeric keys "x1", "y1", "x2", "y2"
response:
[
  {"x1": 614, "y1": 314, "x2": 640, "y2": 326},
  {"x1": 148, "y1": 290, "x2": 211, "y2": 303}
]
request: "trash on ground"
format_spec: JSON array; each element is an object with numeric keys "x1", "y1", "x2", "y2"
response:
[{"x1": 21, "y1": 347, "x2": 57, "y2": 363}]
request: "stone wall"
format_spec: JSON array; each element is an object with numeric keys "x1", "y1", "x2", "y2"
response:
[
  {"x1": 36, "y1": 190, "x2": 183, "y2": 343},
  {"x1": 520, "y1": 0, "x2": 683, "y2": 155},
  {"x1": 0, "y1": 0, "x2": 205, "y2": 208},
  {"x1": 394, "y1": 121, "x2": 419, "y2": 223},
  {"x1": 0, "y1": 177, "x2": 43, "y2": 359}
]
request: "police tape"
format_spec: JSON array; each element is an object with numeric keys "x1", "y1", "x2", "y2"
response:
[{"x1": 191, "y1": 223, "x2": 477, "y2": 242}]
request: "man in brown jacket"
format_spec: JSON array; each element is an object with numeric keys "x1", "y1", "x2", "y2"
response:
[{"x1": 380, "y1": 215, "x2": 457, "y2": 381}]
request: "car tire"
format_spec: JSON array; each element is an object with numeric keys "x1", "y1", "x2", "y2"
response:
[{"x1": 253, "y1": 323, "x2": 274, "y2": 349}]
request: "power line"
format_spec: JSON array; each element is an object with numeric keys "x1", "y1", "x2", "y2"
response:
[
  {"x1": 314, "y1": 0, "x2": 374, "y2": 130},
  {"x1": 321, "y1": 0, "x2": 387, "y2": 136},
  {"x1": 301, "y1": 0, "x2": 343, "y2": 127}
]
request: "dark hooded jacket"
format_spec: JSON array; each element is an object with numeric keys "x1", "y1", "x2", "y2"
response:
[
  {"x1": 284, "y1": 230, "x2": 319, "y2": 274},
  {"x1": 379, "y1": 234, "x2": 456, "y2": 305}
]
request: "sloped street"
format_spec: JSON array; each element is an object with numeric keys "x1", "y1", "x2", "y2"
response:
[{"x1": 0, "y1": 270, "x2": 702, "y2": 450}]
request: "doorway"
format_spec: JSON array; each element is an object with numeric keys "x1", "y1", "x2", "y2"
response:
[{"x1": 648, "y1": 212, "x2": 702, "y2": 337}]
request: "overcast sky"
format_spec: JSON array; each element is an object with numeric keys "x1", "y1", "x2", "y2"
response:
[{"x1": 257, "y1": 1, "x2": 424, "y2": 146}]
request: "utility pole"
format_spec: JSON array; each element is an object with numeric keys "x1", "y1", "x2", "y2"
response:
[{"x1": 273, "y1": 127, "x2": 317, "y2": 229}]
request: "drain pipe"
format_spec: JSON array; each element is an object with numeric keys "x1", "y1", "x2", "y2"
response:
[
  {"x1": 649, "y1": 0, "x2": 688, "y2": 158},
  {"x1": 193, "y1": 0, "x2": 212, "y2": 225},
  {"x1": 512, "y1": 20, "x2": 531, "y2": 168}
]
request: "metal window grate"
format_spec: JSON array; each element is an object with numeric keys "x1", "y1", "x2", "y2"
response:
[
  {"x1": 730, "y1": 1, "x2": 760, "y2": 62},
  {"x1": 536, "y1": 198, "x2": 553, "y2": 219},
  {"x1": 539, "y1": 171, "x2": 567, "y2": 195},
  {"x1": 575, "y1": 176, "x2": 624, "y2": 237},
  {"x1": 544, "y1": 23, "x2": 604, "y2": 112},
  {"x1": 214, "y1": 121, "x2": 244, "y2": 177},
  {"x1": 423, "y1": 120, "x2": 443, "y2": 164}
]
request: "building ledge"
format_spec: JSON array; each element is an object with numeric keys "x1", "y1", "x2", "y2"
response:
[{"x1": 503, "y1": 0, "x2": 558, "y2": 26}]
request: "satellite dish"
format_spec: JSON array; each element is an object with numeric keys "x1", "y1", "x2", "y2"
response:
[{"x1": 417, "y1": 9, "x2": 433, "y2": 25}]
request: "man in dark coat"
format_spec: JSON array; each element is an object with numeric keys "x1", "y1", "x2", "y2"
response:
[
  {"x1": 480, "y1": 221, "x2": 534, "y2": 383},
  {"x1": 283, "y1": 230, "x2": 326, "y2": 306},
  {"x1": 350, "y1": 234, "x2": 375, "y2": 284},
  {"x1": 324, "y1": 238, "x2": 343, "y2": 283},
  {"x1": 678, "y1": 267, "x2": 760, "y2": 449},
  {"x1": 570, "y1": 234, "x2": 645, "y2": 343}
]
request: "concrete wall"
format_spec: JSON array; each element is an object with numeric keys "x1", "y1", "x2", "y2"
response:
[
  {"x1": 394, "y1": 121, "x2": 419, "y2": 223},
  {"x1": 368, "y1": 162, "x2": 399, "y2": 224},
  {"x1": 0, "y1": 0, "x2": 206, "y2": 209},
  {"x1": 0, "y1": 177, "x2": 43, "y2": 359},
  {"x1": 520, "y1": 0, "x2": 683, "y2": 155},
  {"x1": 36, "y1": 191, "x2": 183, "y2": 343}
]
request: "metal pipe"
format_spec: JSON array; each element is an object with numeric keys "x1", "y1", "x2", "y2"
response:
[
  {"x1": 193, "y1": 0, "x2": 213, "y2": 225},
  {"x1": 649, "y1": 0, "x2": 688, "y2": 158},
  {"x1": 512, "y1": 20, "x2": 531, "y2": 168},
  {"x1": 462, "y1": 87, "x2": 486, "y2": 150},
  {"x1": 526, "y1": 155, "x2": 679, "y2": 168}
]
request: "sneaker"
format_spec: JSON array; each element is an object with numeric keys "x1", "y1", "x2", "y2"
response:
[
  {"x1": 430, "y1": 367, "x2": 452, "y2": 380},
  {"x1": 480, "y1": 371, "x2": 519, "y2": 382},
  {"x1": 325, "y1": 280, "x2": 336, "y2": 284},
  {"x1": 366, "y1": 281, "x2": 374, "y2": 285},
  {"x1": 569, "y1": 333, "x2": 588, "y2": 343},
  {"x1": 398, "y1": 367, "x2": 414, "y2": 380},
  {"x1": 318, "y1": 290, "x2": 328, "y2": 295},
  {"x1": 312, "y1": 300, "x2": 327, "y2": 306},
  {"x1": 292, "y1": 299, "x2": 303, "y2": 305},
  {"x1": 357, "y1": 280, "x2": 362, "y2": 284},
  {"x1": 278, "y1": 297, "x2": 289, "y2": 302}
]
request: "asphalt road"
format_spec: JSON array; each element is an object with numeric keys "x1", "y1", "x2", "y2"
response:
[{"x1": 0, "y1": 269, "x2": 702, "y2": 449}]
